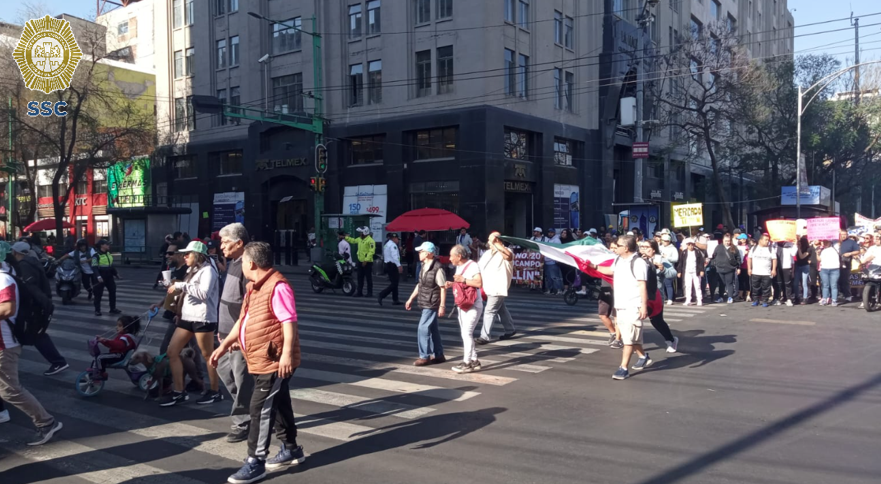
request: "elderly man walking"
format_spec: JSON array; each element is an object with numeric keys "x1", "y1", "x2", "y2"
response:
[
  {"x1": 475, "y1": 232, "x2": 516, "y2": 344},
  {"x1": 405, "y1": 242, "x2": 447, "y2": 367},
  {"x1": 215, "y1": 223, "x2": 255, "y2": 443}
]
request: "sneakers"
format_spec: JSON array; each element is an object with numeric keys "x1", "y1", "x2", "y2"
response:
[
  {"x1": 632, "y1": 353, "x2": 653, "y2": 370},
  {"x1": 44, "y1": 363, "x2": 69, "y2": 376},
  {"x1": 109, "y1": 308, "x2": 122, "y2": 315},
  {"x1": 226, "y1": 427, "x2": 249, "y2": 443},
  {"x1": 762, "y1": 302, "x2": 769, "y2": 308},
  {"x1": 197, "y1": 391, "x2": 224, "y2": 405},
  {"x1": 773, "y1": 300, "x2": 782, "y2": 306},
  {"x1": 785, "y1": 299, "x2": 794, "y2": 307},
  {"x1": 682, "y1": 302, "x2": 691, "y2": 306},
  {"x1": 859, "y1": 302, "x2": 866, "y2": 309},
  {"x1": 666, "y1": 336, "x2": 679, "y2": 354},
  {"x1": 94, "y1": 310, "x2": 102, "y2": 316},
  {"x1": 228, "y1": 457, "x2": 266, "y2": 484},
  {"x1": 576, "y1": 289, "x2": 587, "y2": 295},
  {"x1": 727, "y1": 298, "x2": 733, "y2": 304},
  {"x1": 452, "y1": 361, "x2": 480, "y2": 373},
  {"x1": 27, "y1": 421, "x2": 63, "y2": 446},
  {"x1": 609, "y1": 339, "x2": 624, "y2": 349},
  {"x1": 612, "y1": 367, "x2": 629, "y2": 380},
  {"x1": 159, "y1": 391, "x2": 188, "y2": 407},
  {"x1": 714, "y1": 297, "x2": 724, "y2": 304},
  {"x1": 607, "y1": 333, "x2": 618, "y2": 346},
  {"x1": 831, "y1": 301, "x2": 839, "y2": 307},
  {"x1": 751, "y1": 301, "x2": 760, "y2": 307},
  {"x1": 499, "y1": 330, "x2": 517, "y2": 340},
  {"x1": 265, "y1": 443, "x2": 306, "y2": 470},
  {"x1": 0, "y1": 409, "x2": 9, "y2": 424},
  {"x1": 666, "y1": 300, "x2": 673, "y2": 306},
  {"x1": 474, "y1": 337, "x2": 490, "y2": 345},
  {"x1": 846, "y1": 296, "x2": 854, "y2": 302},
  {"x1": 818, "y1": 298, "x2": 828, "y2": 306}
]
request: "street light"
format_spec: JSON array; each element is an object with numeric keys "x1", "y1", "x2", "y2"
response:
[{"x1": 796, "y1": 60, "x2": 881, "y2": 218}]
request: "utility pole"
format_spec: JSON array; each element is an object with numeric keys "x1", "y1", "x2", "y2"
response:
[
  {"x1": 853, "y1": 15, "x2": 860, "y2": 104},
  {"x1": 634, "y1": 0, "x2": 657, "y2": 203},
  {"x1": 311, "y1": 15, "x2": 325, "y2": 261},
  {"x1": 7, "y1": 97, "x2": 13, "y2": 240}
]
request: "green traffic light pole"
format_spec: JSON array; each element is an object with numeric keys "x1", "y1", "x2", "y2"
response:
[{"x1": 248, "y1": 12, "x2": 326, "y2": 261}]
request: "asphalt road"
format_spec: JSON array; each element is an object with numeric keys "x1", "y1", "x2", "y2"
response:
[{"x1": 1, "y1": 266, "x2": 880, "y2": 484}]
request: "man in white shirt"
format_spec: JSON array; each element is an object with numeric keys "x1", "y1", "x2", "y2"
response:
[
  {"x1": 378, "y1": 233, "x2": 403, "y2": 306},
  {"x1": 475, "y1": 232, "x2": 516, "y2": 344},
  {"x1": 588, "y1": 235, "x2": 651, "y2": 381},
  {"x1": 337, "y1": 231, "x2": 351, "y2": 261},
  {"x1": 748, "y1": 233, "x2": 777, "y2": 307},
  {"x1": 774, "y1": 241, "x2": 798, "y2": 306}
]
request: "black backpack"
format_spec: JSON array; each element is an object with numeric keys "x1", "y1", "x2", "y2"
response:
[
  {"x1": 7, "y1": 274, "x2": 52, "y2": 345},
  {"x1": 628, "y1": 256, "x2": 658, "y2": 301}
]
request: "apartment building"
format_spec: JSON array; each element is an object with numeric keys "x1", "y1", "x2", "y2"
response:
[{"x1": 96, "y1": 0, "x2": 158, "y2": 72}]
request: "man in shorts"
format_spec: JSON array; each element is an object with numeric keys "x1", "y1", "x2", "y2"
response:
[{"x1": 588, "y1": 235, "x2": 651, "y2": 380}]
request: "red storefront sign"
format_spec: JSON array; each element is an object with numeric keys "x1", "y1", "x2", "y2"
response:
[{"x1": 632, "y1": 142, "x2": 650, "y2": 159}]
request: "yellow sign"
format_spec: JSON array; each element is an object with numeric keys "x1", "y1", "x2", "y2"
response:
[
  {"x1": 13, "y1": 15, "x2": 82, "y2": 94},
  {"x1": 672, "y1": 203, "x2": 703, "y2": 228}
]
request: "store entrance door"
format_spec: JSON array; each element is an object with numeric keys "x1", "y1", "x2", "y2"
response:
[{"x1": 504, "y1": 191, "x2": 533, "y2": 238}]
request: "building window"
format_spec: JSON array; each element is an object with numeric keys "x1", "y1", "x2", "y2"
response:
[
  {"x1": 564, "y1": 16, "x2": 573, "y2": 49},
  {"x1": 690, "y1": 58, "x2": 701, "y2": 80},
  {"x1": 186, "y1": 96, "x2": 196, "y2": 130},
  {"x1": 216, "y1": 39, "x2": 227, "y2": 68},
  {"x1": 554, "y1": 11, "x2": 562, "y2": 44},
  {"x1": 230, "y1": 0, "x2": 238, "y2": 13},
  {"x1": 437, "y1": 46, "x2": 453, "y2": 94},
  {"x1": 368, "y1": 60, "x2": 382, "y2": 104},
  {"x1": 174, "y1": 97, "x2": 186, "y2": 132},
  {"x1": 691, "y1": 17, "x2": 702, "y2": 40},
  {"x1": 185, "y1": 47, "x2": 194, "y2": 76},
  {"x1": 711, "y1": 0, "x2": 720, "y2": 20},
  {"x1": 727, "y1": 14, "x2": 737, "y2": 32},
  {"x1": 350, "y1": 135, "x2": 385, "y2": 165},
  {"x1": 415, "y1": 0, "x2": 431, "y2": 24},
  {"x1": 368, "y1": 0, "x2": 381, "y2": 34},
  {"x1": 349, "y1": 64, "x2": 364, "y2": 106},
  {"x1": 565, "y1": 71, "x2": 574, "y2": 111},
  {"x1": 415, "y1": 127, "x2": 457, "y2": 160},
  {"x1": 118, "y1": 21, "x2": 129, "y2": 35},
  {"x1": 272, "y1": 17, "x2": 302, "y2": 54},
  {"x1": 437, "y1": 0, "x2": 453, "y2": 19},
  {"x1": 76, "y1": 178, "x2": 88, "y2": 195},
  {"x1": 504, "y1": 49, "x2": 515, "y2": 96},
  {"x1": 185, "y1": 0, "x2": 194, "y2": 26},
  {"x1": 173, "y1": 50, "x2": 183, "y2": 78},
  {"x1": 670, "y1": 0, "x2": 679, "y2": 13},
  {"x1": 173, "y1": 0, "x2": 183, "y2": 28},
  {"x1": 613, "y1": 0, "x2": 624, "y2": 17},
  {"x1": 349, "y1": 4, "x2": 362, "y2": 38},
  {"x1": 416, "y1": 50, "x2": 431, "y2": 97},
  {"x1": 554, "y1": 68, "x2": 563, "y2": 109},
  {"x1": 229, "y1": 86, "x2": 240, "y2": 122},
  {"x1": 216, "y1": 0, "x2": 225, "y2": 15},
  {"x1": 93, "y1": 169, "x2": 107, "y2": 194},
  {"x1": 218, "y1": 150, "x2": 243, "y2": 175},
  {"x1": 410, "y1": 181, "x2": 460, "y2": 214},
  {"x1": 272, "y1": 74, "x2": 303, "y2": 113},
  {"x1": 230, "y1": 36, "x2": 239, "y2": 66},
  {"x1": 504, "y1": 0, "x2": 515, "y2": 22},
  {"x1": 504, "y1": 128, "x2": 529, "y2": 160},
  {"x1": 517, "y1": 54, "x2": 528, "y2": 98},
  {"x1": 554, "y1": 139, "x2": 573, "y2": 166},
  {"x1": 518, "y1": 0, "x2": 529, "y2": 29},
  {"x1": 174, "y1": 156, "x2": 197, "y2": 179},
  {"x1": 216, "y1": 88, "x2": 227, "y2": 126}
]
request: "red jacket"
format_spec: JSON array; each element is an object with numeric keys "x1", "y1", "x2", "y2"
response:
[{"x1": 101, "y1": 334, "x2": 136, "y2": 353}]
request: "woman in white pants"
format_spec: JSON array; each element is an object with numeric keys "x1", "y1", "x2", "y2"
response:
[
  {"x1": 447, "y1": 245, "x2": 483, "y2": 374},
  {"x1": 676, "y1": 238, "x2": 706, "y2": 306}
]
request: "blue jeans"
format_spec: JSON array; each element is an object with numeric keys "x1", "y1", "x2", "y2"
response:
[
  {"x1": 661, "y1": 273, "x2": 675, "y2": 302},
  {"x1": 417, "y1": 309, "x2": 444, "y2": 359},
  {"x1": 795, "y1": 265, "x2": 811, "y2": 300},
  {"x1": 33, "y1": 333, "x2": 66, "y2": 367},
  {"x1": 545, "y1": 264, "x2": 563, "y2": 292},
  {"x1": 820, "y1": 268, "x2": 840, "y2": 301}
]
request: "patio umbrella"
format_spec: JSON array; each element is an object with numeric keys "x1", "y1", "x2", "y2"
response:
[
  {"x1": 384, "y1": 208, "x2": 469, "y2": 232},
  {"x1": 24, "y1": 219, "x2": 74, "y2": 232}
]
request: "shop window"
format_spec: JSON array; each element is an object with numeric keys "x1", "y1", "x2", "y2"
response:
[
  {"x1": 414, "y1": 127, "x2": 457, "y2": 160},
  {"x1": 504, "y1": 128, "x2": 529, "y2": 160},
  {"x1": 96, "y1": 220, "x2": 110, "y2": 238},
  {"x1": 350, "y1": 134, "x2": 385, "y2": 165}
]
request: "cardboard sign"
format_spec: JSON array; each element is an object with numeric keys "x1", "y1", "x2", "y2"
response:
[
  {"x1": 512, "y1": 250, "x2": 543, "y2": 286},
  {"x1": 672, "y1": 203, "x2": 703, "y2": 228},
  {"x1": 766, "y1": 220, "x2": 797, "y2": 242},
  {"x1": 806, "y1": 217, "x2": 840, "y2": 241}
]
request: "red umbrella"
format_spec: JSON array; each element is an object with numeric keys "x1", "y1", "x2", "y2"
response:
[
  {"x1": 24, "y1": 219, "x2": 74, "y2": 232},
  {"x1": 385, "y1": 208, "x2": 469, "y2": 232}
]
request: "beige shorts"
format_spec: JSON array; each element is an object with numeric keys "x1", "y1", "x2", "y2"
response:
[{"x1": 615, "y1": 308, "x2": 644, "y2": 346}]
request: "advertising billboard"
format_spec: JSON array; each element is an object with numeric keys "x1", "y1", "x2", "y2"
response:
[
  {"x1": 553, "y1": 184, "x2": 580, "y2": 232},
  {"x1": 213, "y1": 192, "x2": 245, "y2": 230},
  {"x1": 108, "y1": 157, "x2": 151, "y2": 208}
]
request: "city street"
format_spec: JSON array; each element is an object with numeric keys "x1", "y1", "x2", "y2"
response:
[{"x1": 2, "y1": 267, "x2": 880, "y2": 484}]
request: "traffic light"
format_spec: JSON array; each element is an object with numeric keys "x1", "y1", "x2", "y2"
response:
[
  {"x1": 315, "y1": 144, "x2": 328, "y2": 174},
  {"x1": 318, "y1": 177, "x2": 326, "y2": 193},
  {"x1": 309, "y1": 177, "x2": 317, "y2": 191}
]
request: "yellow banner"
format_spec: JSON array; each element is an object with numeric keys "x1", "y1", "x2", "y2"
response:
[
  {"x1": 766, "y1": 220, "x2": 797, "y2": 242},
  {"x1": 672, "y1": 203, "x2": 703, "y2": 228}
]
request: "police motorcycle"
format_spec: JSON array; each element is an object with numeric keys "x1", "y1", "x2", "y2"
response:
[{"x1": 309, "y1": 252, "x2": 357, "y2": 296}]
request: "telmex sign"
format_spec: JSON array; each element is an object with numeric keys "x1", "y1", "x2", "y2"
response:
[{"x1": 255, "y1": 158, "x2": 307, "y2": 171}]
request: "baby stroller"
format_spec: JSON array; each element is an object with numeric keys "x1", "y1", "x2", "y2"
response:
[{"x1": 74, "y1": 307, "x2": 160, "y2": 397}]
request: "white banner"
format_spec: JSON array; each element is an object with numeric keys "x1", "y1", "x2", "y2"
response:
[{"x1": 343, "y1": 185, "x2": 387, "y2": 241}]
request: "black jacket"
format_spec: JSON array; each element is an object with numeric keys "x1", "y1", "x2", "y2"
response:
[
  {"x1": 17, "y1": 256, "x2": 53, "y2": 309},
  {"x1": 712, "y1": 244, "x2": 742, "y2": 273},
  {"x1": 677, "y1": 249, "x2": 706, "y2": 275}
]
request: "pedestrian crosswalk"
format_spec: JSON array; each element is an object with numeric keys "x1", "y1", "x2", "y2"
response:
[{"x1": 1, "y1": 270, "x2": 715, "y2": 481}]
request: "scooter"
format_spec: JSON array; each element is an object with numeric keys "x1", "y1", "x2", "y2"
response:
[
  {"x1": 308, "y1": 253, "x2": 357, "y2": 296},
  {"x1": 56, "y1": 257, "x2": 82, "y2": 305},
  {"x1": 862, "y1": 272, "x2": 881, "y2": 312}
]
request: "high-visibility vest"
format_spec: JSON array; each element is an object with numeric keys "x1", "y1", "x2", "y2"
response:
[{"x1": 94, "y1": 252, "x2": 114, "y2": 268}]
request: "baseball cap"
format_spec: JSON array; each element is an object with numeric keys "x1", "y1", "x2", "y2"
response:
[
  {"x1": 387, "y1": 232, "x2": 399, "y2": 239},
  {"x1": 11, "y1": 241, "x2": 31, "y2": 254},
  {"x1": 178, "y1": 241, "x2": 208, "y2": 255},
  {"x1": 626, "y1": 231, "x2": 634, "y2": 236},
  {"x1": 737, "y1": 233, "x2": 748, "y2": 240},
  {"x1": 547, "y1": 228, "x2": 556, "y2": 233},
  {"x1": 533, "y1": 227, "x2": 542, "y2": 232},
  {"x1": 661, "y1": 234, "x2": 672, "y2": 242},
  {"x1": 588, "y1": 228, "x2": 597, "y2": 234},
  {"x1": 683, "y1": 238, "x2": 695, "y2": 244},
  {"x1": 415, "y1": 242, "x2": 437, "y2": 254}
]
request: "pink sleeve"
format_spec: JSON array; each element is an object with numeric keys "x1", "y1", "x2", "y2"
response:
[{"x1": 270, "y1": 282, "x2": 297, "y2": 323}]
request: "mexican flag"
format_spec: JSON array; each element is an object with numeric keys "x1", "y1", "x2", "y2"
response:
[{"x1": 498, "y1": 236, "x2": 616, "y2": 284}]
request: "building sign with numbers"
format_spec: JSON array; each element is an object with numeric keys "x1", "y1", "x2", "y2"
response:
[{"x1": 343, "y1": 185, "x2": 387, "y2": 241}]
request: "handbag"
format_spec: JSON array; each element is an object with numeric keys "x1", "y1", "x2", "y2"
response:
[{"x1": 453, "y1": 262, "x2": 479, "y2": 310}]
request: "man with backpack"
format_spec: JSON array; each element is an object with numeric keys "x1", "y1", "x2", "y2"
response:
[
  {"x1": 0, "y1": 241, "x2": 64, "y2": 445},
  {"x1": 10, "y1": 242, "x2": 67, "y2": 376}
]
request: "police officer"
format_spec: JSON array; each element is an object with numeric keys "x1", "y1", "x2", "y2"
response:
[{"x1": 93, "y1": 239, "x2": 121, "y2": 316}]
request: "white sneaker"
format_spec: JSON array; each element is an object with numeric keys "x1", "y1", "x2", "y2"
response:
[
  {"x1": 666, "y1": 336, "x2": 679, "y2": 354},
  {"x1": 0, "y1": 409, "x2": 9, "y2": 424},
  {"x1": 576, "y1": 289, "x2": 587, "y2": 296},
  {"x1": 785, "y1": 299, "x2": 793, "y2": 307},
  {"x1": 666, "y1": 300, "x2": 673, "y2": 306}
]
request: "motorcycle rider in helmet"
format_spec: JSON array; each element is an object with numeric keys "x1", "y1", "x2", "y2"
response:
[{"x1": 57, "y1": 238, "x2": 98, "y2": 300}]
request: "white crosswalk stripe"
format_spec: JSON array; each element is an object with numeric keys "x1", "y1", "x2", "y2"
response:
[{"x1": 2, "y1": 271, "x2": 714, "y2": 479}]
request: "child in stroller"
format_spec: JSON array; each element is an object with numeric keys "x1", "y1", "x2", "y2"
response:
[{"x1": 93, "y1": 315, "x2": 140, "y2": 378}]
